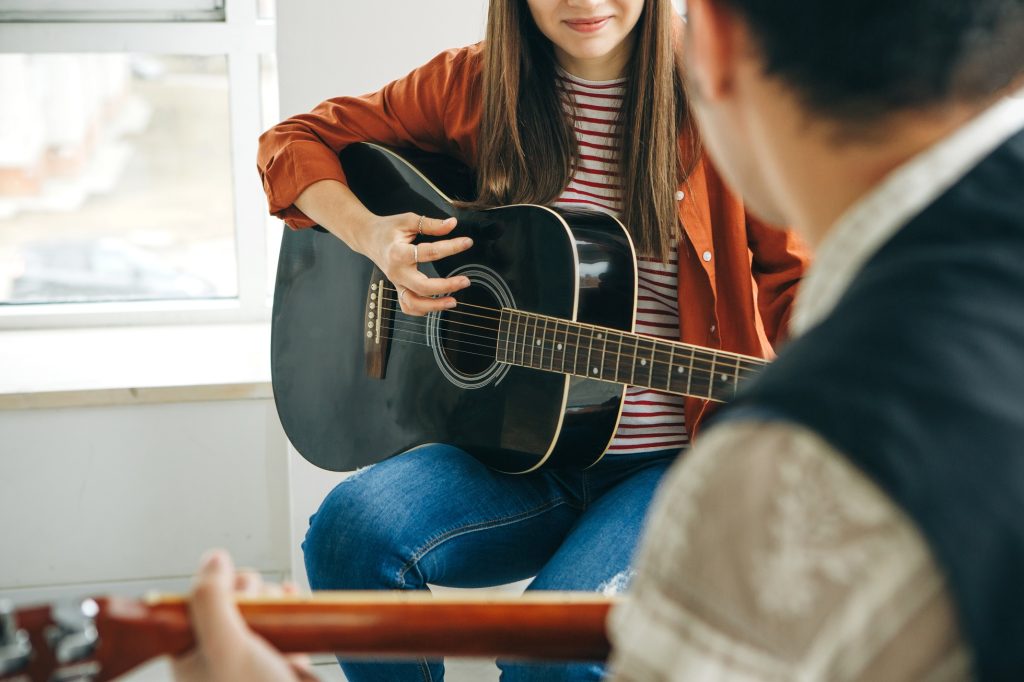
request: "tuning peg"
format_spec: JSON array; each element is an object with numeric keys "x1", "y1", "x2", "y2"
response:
[
  {"x1": 47, "y1": 599, "x2": 99, "y2": 665},
  {"x1": 0, "y1": 599, "x2": 32, "y2": 676}
]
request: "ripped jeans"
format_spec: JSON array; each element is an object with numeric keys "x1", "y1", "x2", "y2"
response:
[{"x1": 302, "y1": 443, "x2": 678, "y2": 682}]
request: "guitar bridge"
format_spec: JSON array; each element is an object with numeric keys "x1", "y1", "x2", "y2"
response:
[{"x1": 364, "y1": 267, "x2": 394, "y2": 379}]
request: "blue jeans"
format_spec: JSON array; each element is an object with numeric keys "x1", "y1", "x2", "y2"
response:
[{"x1": 302, "y1": 443, "x2": 677, "y2": 682}]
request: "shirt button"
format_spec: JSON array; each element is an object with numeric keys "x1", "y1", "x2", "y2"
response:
[
  {"x1": 710, "y1": 324, "x2": 717, "y2": 333},
  {"x1": 675, "y1": 190, "x2": 685, "y2": 201},
  {"x1": 702, "y1": 250, "x2": 712, "y2": 262}
]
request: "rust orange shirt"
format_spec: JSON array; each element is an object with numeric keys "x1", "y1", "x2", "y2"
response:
[{"x1": 257, "y1": 44, "x2": 811, "y2": 438}]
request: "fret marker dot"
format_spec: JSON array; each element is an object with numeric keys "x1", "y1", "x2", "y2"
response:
[
  {"x1": 676, "y1": 367, "x2": 684, "y2": 374},
  {"x1": 597, "y1": 333, "x2": 603, "y2": 340},
  {"x1": 640, "y1": 359, "x2": 647, "y2": 366},
  {"x1": 592, "y1": 367, "x2": 599, "y2": 375},
  {"x1": 721, "y1": 373, "x2": 729, "y2": 382},
  {"x1": 536, "y1": 339, "x2": 542, "y2": 346},
  {"x1": 556, "y1": 343, "x2": 563, "y2": 350}
]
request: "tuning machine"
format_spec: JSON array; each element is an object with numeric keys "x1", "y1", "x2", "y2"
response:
[
  {"x1": 45, "y1": 599, "x2": 100, "y2": 681},
  {"x1": 0, "y1": 599, "x2": 32, "y2": 676}
]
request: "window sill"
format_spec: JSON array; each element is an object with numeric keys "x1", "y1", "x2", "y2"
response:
[{"x1": 0, "y1": 323, "x2": 272, "y2": 410}]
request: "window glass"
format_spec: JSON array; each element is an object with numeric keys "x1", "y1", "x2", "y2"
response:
[{"x1": 0, "y1": 53, "x2": 237, "y2": 304}]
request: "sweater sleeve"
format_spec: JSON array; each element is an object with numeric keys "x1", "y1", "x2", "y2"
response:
[
  {"x1": 256, "y1": 46, "x2": 478, "y2": 229},
  {"x1": 746, "y1": 215, "x2": 811, "y2": 346}
]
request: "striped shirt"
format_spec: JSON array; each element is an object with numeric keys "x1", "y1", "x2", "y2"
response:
[{"x1": 552, "y1": 70, "x2": 689, "y2": 455}]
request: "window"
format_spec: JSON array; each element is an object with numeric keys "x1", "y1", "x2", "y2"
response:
[{"x1": 0, "y1": 0, "x2": 277, "y2": 328}]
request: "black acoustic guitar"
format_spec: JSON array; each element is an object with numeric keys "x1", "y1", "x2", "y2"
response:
[{"x1": 271, "y1": 143, "x2": 766, "y2": 474}]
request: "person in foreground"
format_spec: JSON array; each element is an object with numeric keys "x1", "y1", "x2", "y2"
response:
[
  {"x1": 606, "y1": 0, "x2": 1024, "y2": 679},
  {"x1": 175, "y1": 0, "x2": 1024, "y2": 680}
]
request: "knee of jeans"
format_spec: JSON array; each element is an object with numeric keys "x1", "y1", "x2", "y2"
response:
[{"x1": 301, "y1": 469, "x2": 404, "y2": 590}]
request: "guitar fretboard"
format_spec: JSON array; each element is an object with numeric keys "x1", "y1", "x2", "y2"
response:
[{"x1": 497, "y1": 309, "x2": 767, "y2": 403}]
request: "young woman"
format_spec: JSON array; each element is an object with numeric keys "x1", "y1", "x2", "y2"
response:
[{"x1": 258, "y1": 1, "x2": 809, "y2": 680}]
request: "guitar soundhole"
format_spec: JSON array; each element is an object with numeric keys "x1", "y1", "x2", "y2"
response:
[
  {"x1": 439, "y1": 284, "x2": 500, "y2": 375},
  {"x1": 426, "y1": 265, "x2": 513, "y2": 390}
]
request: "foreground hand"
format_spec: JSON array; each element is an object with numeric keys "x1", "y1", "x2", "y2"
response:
[
  {"x1": 358, "y1": 213, "x2": 473, "y2": 316},
  {"x1": 171, "y1": 551, "x2": 316, "y2": 682}
]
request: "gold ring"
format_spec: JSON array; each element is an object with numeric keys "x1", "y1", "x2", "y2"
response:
[{"x1": 417, "y1": 215, "x2": 425, "y2": 234}]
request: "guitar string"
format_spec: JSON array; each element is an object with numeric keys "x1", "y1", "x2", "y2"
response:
[
  {"x1": 380, "y1": 302, "x2": 763, "y2": 383},
  {"x1": 382, "y1": 311, "x2": 758, "y2": 387},
  {"x1": 376, "y1": 291, "x2": 764, "y2": 380},
  {"x1": 385, "y1": 314, "x2": 760, "y2": 384},
  {"x1": 377, "y1": 282, "x2": 766, "y2": 376},
  {"x1": 381, "y1": 330, "x2": 732, "y2": 401},
  {"x1": 377, "y1": 284, "x2": 767, "y2": 371}
]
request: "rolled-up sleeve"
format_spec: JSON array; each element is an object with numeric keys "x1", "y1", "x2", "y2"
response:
[{"x1": 256, "y1": 46, "x2": 476, "y2": 228}]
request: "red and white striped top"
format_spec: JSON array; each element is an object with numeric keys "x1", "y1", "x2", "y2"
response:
[{"x1": 552, "y1": 71, "x2": 689, "y2": 455}]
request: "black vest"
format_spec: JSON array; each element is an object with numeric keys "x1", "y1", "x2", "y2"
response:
[{"x1": 717, "y1": 130, "x2": 1024, "y2": 680}]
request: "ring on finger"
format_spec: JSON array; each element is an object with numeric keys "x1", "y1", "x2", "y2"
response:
[
  {"x1": 412, "y1": 244, "x2": 419, "y2": 264},
  {"x1": 417, "y1": 215, "x2": 425, "y2": 234}
]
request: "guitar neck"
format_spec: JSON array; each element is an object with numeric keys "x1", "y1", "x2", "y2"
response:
[
  {"x1": 498, "y1": 309, "x2": 767, "y2": 402},
  {"x1": 4, "y1": 592, "x2": 615, "y2": 682}
]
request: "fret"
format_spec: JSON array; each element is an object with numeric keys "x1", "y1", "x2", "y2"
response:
[
  {"x1": 540, "y1": 317, "x2": 551, "y2": 371},
  {"x1": 667, "y1": 343, "x2": 693, "y2": 396},
  {"x1": 519, "y1": 312, "x2": 530, "y2": 368},
  {"x1": 629, "y1": 334, "x2": 638, "y2": 386},
  {"x1": 527, "y1": 314, "x2": 538, "y2": 368},
  {"x1": 648, "y1": 339, "x2": 671, "y2": 392},
  {"x1": 706, "y1": 350, "x2": 718, "y2": 400},
  {"x1": 732, "y1": 354, "x2": 742, "y2": 399},
  {"x1": 586, "y1": 327, "x2": 597, "y2": 378},
  {"x1": 665, "y1": 343, "x2": 675, "y2": 391},
  {"x1": 545, "y1": 318, "x2": 559, "y2": 372},
  {"x1": 569, "y1": 319, "x2": 577, "y2": 374},
  {"x1": 497, "y1": 309, "x2": 510, "y2": 363},
  {"x1": 709, "y1": 352, "x2": 743, "y2": 401},
  {"x1": 556, "y1": 320, "x2": 567, "y2": 374},
  {"x1": 634, "y1": 337, "x2": 658, "y2": 389},
  {"x1": 598, "y1": 329, "x2": 608, "y2": 380},
  {"x1": 613, "y1": 331, "x2": 624, "y2": 385},
  {"x1": 509, "y1": 310, "x2": 521, "y2": 366},
  {"x1": 688, "y1": 346, "x2": 712, "y2": 393}
]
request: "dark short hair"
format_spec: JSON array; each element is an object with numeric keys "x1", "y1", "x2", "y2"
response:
[{"x1": 717, "y1": 0, "x2": 1024, "y2": 123}]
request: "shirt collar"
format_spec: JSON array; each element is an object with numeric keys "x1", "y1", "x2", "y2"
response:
[{"x1": 791, "y1": 89, "x2": 1024, "y2": 336}]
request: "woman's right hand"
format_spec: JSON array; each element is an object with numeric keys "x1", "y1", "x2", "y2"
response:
[
  {"x1": 294, "y1": 179, "x2": 473, "y2": 316},
  {"x1": 353, "y1": 212, "x2": 473, "y2": 316}
]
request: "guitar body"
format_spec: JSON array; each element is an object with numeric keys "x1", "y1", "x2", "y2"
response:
[{"x1": 272, "y1": 143, "x2": 638, "y2": 473}]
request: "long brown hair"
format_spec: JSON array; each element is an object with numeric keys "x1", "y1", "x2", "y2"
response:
[{"x1": 475, "y1": 0, "x2": 700, "y2": 260}]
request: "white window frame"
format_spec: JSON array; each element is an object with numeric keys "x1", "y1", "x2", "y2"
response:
[
  {"x1": 0, "y1": 0, "x2": 225, "y2": 22},
  {"x1": 0, "y1": 0, "x2": 276, "y2": 329}
]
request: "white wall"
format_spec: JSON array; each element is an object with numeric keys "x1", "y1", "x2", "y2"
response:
[
  {"x1": 275, "y1": 0, "x2": 489, "y2": 589},
  {"x1": 276, "y1": 1, "x2": 488, "y2": 117},
  {"x1": 0, "y1": 397, "x2": 291, "y2": 603}
]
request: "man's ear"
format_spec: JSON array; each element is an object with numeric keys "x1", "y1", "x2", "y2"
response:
[{"x1": 684, "y1": 0, "x2": 738, "y2": 101}]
